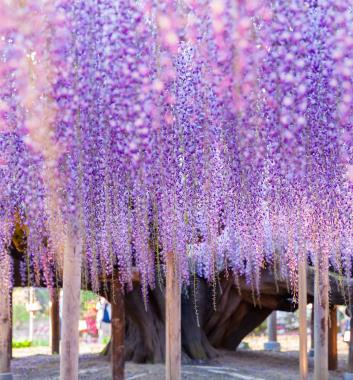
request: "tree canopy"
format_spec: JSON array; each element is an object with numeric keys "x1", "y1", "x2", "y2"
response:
[{"x1": 0, "y1": 0, "x2": 352, "y2": 298}]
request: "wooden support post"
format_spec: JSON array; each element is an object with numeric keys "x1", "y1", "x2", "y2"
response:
[
  {"x1": 49, "y1": 289, "x2": 60, "y2": 355},
  {"x1": 166, "y1": 253, "x2": 181, "y2": 380},
  {"x1": 59, "y1": 233, "x2": 82, "y2": 380},
  {"x1": 0, "y1": 259, "x2": 13, "y2": 380},
  {"x1": 28, "y1": 287, "x2": 34, "y2": 342},
  {"x1": 309, "y1": 305, "x2": 314, "y2": 357},
  {"x1": 268, "y1": 311, "x2": 277, "y2": 342},
  {"x1": 111, "y1": 281, "x2": 125, "y2": 380},
  {"x1": 298, "y1": 258, "x2": 308, "y2": 380},
  {"x1": 349, "y1": 315, "x2": 353, "y2": 372},
  {"x1": 344, "y1": 307, "x2": 353, "y2": 380},
  {"x1": 328, "y1": 306, "x2": 337, "y2": 371},
  {"x1": 314, "y1": 256, "x2": 329, "y2": 380},
  {"x1": 264, "y1": 312, "x2": 280, "y2": 351},
  {"x1": 8, "y1": 291, "x2": 12, "y2": 362}
]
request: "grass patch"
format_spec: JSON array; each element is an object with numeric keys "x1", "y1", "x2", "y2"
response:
[{"x1": 12, "y1": 339, "x2": 49, "y2": 348}]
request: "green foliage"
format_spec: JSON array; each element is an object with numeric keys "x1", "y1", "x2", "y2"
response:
[
  {"x1": 12, "y1": 340, "x2": 31, "y2": 348},
  {"x1": 252, "y1": 320, "x2": 267, "y2": 335},
  {"x1": 102, "y1": 336, "x2": 110, "y2": 345},
  {"x1": 35, "y1": 289, "x2": 50, "y2": 316},
  {"x1": 13, "y1": 303, "x2": 29, "y2": 324},
  {"x1": 12, "y1": 339, "x2": 49, "y2": 348},
  {"x1": 81, "y1": 290, "x2": 99, "y2": 316},
  {"x1": 31, "y1": 339, "x2": 49, "y2": 347}
]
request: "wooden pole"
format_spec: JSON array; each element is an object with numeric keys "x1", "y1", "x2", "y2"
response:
[
  {"x1": 8, "y1": 290, "x2": 12, "y2": 362},
  {"x1": 349, "y1": 315, "x2": 353, "y2": 371},
  {"x1": 268, "y1": 311, "x2": 277, "y2": 342},
  {"x1": 111, "y1": 281, "x2": 125, "y2": 380},
  {"x1": 344, "y1": 307, "x2": 353, "y2": 379},
  {"x1": 28, "y1": 287, "x2": 34, "y2": 343},
  {"x1": 59, "y1": 232, "x2": 82, "y2": 380},
  {"x1": 166, "y1": 253, "x2": 181, "y2": 380},
  {"x1": 328, "y1": 306, "x2": 337, "y2": 371},
  {"x1": 264, "y1": 312, "x2": 280, "y2": 351},
  {"x1": 0, "y1": 257, "x2": 13, "y2": 380},
  {"x1": 298, "y1": 258, "x2": 308, "y2": 380},
  {"x1": 49, "y1": 289, "x2": 60, "y2": 355},
  {"x1": 309, "y1": 305, "x2": 314, "y2": 357},
  {"x1": 314, "y1": 255, "x2": 329, "y2": 380}
]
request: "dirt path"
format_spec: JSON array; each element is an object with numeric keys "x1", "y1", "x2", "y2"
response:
[{"x1": 10, "y1": 349, "x2": 347, "y2": 379}]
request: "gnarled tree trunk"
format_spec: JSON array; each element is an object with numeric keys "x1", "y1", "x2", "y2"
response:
[
  {"x1": 104, "y1": 272, "x2": 297, "y2": 363},
  {"x1": 9, "y1": 241, "x2": 353, "y2": 365}
]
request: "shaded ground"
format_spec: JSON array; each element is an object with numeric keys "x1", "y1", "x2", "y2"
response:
[
  {"x1": 11, "y1": 348, "x2": 348, "y2": 380},
  {"x1": 10, "y1": 332, "x2": 350, "y2": 379}
]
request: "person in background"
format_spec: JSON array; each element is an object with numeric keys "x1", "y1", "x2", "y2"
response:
[
  {"x1": 83, "y1": 301, "x2": 98, "y2": 341},
  {"x1": 96, "y1": 297, "x2": 111, "y2": 344}
]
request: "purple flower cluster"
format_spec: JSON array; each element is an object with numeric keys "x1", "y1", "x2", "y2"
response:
[{"x1": 0, "y1": 0, "x2": 352, "y2": 297}]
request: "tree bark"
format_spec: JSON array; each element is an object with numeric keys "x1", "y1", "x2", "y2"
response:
[{"x1": 104, "y1": 273, "x2": 285, "y2": 364}]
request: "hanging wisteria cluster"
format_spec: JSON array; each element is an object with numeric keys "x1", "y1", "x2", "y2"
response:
[{"x1": 0, "y1": 0, "x2": 352, "y2": 297}]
